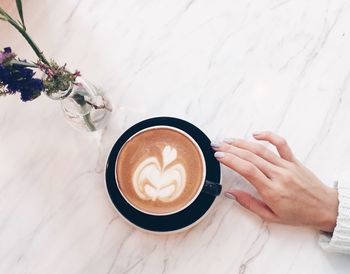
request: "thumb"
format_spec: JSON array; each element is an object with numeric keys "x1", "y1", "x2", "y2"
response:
[{"x1": 225, "y1": 190, "x2": 277, "y2": 222}]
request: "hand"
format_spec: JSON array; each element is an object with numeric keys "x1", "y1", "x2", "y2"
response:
[{"x1": 211, "y1": 131, "x2": 339, "y2": 232}]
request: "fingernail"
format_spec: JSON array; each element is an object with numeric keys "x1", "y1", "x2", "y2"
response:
[
  {"x1": 224, "y1": 192, "x2": 237, "y2": 201},
  {"x1": 253, "y1": 131, "x2": 262, "y2": 136},
  {"x1": 214, "y1": 151, "x2": 225, "y2": 158},
  {"x1": 211, "y1": 141, "x2": 222, "y2": 148},
  {"x1": 223, "y1": 138, "x2": 235, "y2": 144}
]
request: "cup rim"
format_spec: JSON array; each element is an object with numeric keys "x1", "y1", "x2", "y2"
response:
[{"x1": 115, "y1": 125, "x2": 207, "y2": 216}]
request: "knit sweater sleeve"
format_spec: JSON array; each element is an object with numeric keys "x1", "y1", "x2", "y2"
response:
[{"x1": 319, "y1": 174, "x2": 350, "y2": 254}]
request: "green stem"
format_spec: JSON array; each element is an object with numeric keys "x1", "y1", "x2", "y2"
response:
[
  {"x1": 7, "y1": 20, "x2": 49, "y2": 65},
  {"x1": 72, "y1": 93, "x2": 96, "y2": 131},
  {"x1": 0, "y1": 7, "x2": 49, "y2": 66},
  {"x1": 83, "y1": 113, "x2": 96, "y2": 131}
]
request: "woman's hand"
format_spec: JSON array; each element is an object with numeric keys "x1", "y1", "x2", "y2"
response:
[{"x1": 211, "y1": 131, "x2": 339, "y2": 232}]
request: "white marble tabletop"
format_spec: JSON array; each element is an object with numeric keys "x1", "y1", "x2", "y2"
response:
[{"x1": 1, "y1": 0, "x2": 350, "y2": 273}]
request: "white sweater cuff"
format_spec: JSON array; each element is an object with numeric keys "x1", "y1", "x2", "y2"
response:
[{"x1": 319, "y1": 175, "x2": 350, "y2": 254}]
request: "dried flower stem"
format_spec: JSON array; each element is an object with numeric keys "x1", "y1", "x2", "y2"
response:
[{"x1": 85, "y1": 99, "x2": 113, "y2": 112}]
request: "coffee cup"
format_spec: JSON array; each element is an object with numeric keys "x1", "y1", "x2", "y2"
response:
[
  {"x1": 106, "y1": 116, "x2": 222, "y2": 232},
  {"x1": 115, "y1": 126, "x2": 222, "y2": 216}
]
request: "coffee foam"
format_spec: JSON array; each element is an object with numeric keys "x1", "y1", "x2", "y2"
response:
[
  {"x1": 132, "y1": 146, "x2": 186, "y2": 202},
  {"x1": 116, "y1": 127, "x2": 204, "y2": 215}
]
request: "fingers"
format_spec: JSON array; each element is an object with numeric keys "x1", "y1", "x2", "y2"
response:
[
  {"x1": 253, "y1": 131, "x2": 294, "y2": 162},
  {"x1": 223, "y1": 138, "x2": 286, "y2": 167},
  {"x1": 226, "y1": 190, "x2": 277, "y2": 221},
  {"x1": 212, "y1": 142, "x2": 278, "y2": 179},
  {"x1": 214, "y1": 150, "x2": 271, "y2": 192}
]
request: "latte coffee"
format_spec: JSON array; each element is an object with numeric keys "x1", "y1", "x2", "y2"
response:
[{"x1": 116, "y1": 127, "x2": 205, "y2": 215}]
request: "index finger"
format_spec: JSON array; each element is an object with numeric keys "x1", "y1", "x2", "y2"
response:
[
  {"x1": 224, "y1": 138, "x2": 288, "y2": 168},
  {"x1": 214, "y1": 151, "x2": 272, "y2": 192}
]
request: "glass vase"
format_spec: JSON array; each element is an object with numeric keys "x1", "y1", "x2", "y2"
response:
[{"x1": 47, "y1": 77, "x2": 112, "y2": 132}]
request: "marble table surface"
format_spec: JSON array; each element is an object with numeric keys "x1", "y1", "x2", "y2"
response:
[{"x1": 1, "y1": 0, "x2": 350, "y2": 273}]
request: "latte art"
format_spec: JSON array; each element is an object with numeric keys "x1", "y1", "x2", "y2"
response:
[
  {"x1": 116, "y1": 127, "x2": 205, "y2": 215},
  {"x1": 132, "y1": 146, "x2": 186, "y2": 202}
]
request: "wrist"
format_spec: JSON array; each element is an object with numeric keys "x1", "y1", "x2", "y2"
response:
[{"x1": 317, "y1": 187, "x2": 339, "y2": 232}]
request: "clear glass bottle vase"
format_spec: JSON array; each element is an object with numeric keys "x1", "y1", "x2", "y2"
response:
[{"x1": 47, "y1": 77, "x2": 112, "y2": 132}]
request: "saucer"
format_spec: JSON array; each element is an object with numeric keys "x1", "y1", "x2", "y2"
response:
[{"x1": 105, "y1": 117, "x2": 221, "y2": 232}]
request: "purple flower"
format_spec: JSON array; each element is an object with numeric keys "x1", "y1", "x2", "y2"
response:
[
  {"x1": 20, "y1": 79, "x2": 43, "y2": 101},
  {"x1": 0, "y1": 64, "x2": 11, "y2": 83},
  {"x1": 0, "y1": 57, "x2": 44, "y2": 101},
  {"x1": 0, "y1": 47, "x2": 14, "y2": 64}
]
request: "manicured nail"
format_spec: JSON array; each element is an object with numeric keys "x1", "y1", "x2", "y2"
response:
[
  {"x1": 214, "y1": 151, "x2": 225, "y2": 158},
  {"x1": 224, "y1": 192, "x2": 237, "y2": 201},
  {"x1": 211, "y1": 141, "x2": 222, "y2": 148},
  {"x1": 223, "y1": 138, "x2": 235, "y2": 144}
]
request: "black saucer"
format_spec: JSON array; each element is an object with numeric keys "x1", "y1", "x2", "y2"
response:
[{"x1": 105, "y1": 117, "x2": 221, "y2": 232}]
